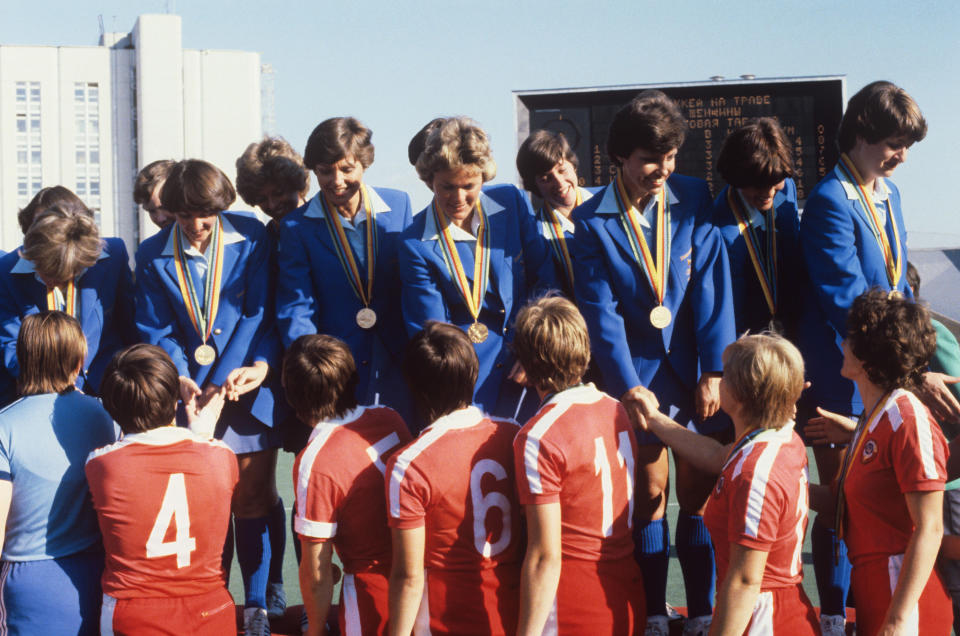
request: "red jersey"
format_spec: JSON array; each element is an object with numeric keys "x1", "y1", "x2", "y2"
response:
[
  {"x1": 85, "y1": 427, "x2": 238, "y2": 599},
  {"x1": 386, "y1": 406, "x2": 523, "y2": 635},
  {"x1": 293, "y1": 405, "x2": 411, "y2": 572},
  {"x1": 704, "y1": 423, "x2": 808, "y2": 590},
  {"x1": 514, "y1": 384, "x2": 637, "y2": 561},
  {"x1": 842, "y1": 389, "x2": 948, "y2": 567}
]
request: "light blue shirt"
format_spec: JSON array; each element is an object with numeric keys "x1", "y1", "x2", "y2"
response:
[
  {"x1": 304, "y1": 188, "x2": 394, "y2": 272},
  {"x1": 161, "y1": 216, "x2": 245, "y2": 311}
]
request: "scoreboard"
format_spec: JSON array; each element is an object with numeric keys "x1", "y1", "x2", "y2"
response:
[{"x1": 514, "y1": 76, "x2": 845, "y2": 203}]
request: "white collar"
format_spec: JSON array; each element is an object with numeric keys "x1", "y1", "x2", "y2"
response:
[
  {"x1": 12, "y1": 246, "x2": 109, "y2": 274},
  {"x1": 542, "y1": 383, "x2": 603, "y2": 408},
  {"x1": 306, "y1": 405, "x2": 369, "y2": 443},
  {"x1": 596, "y1": 180, "x2": 679, "y2": 221},
  {"x1": 421, "y1": 405, "x2": 485, "y2": 434},
  {"x1": 161, "y1": 214, "x2": 245, "y2": 257},
  {"x1": 836, "y1": 165, "x2": 891, "y2": 202},
  {"x1": 304, "y1": 186, "x2": 392, "y2": 219},
  {"x1": 121, "y1": 426, "x2": 205, "y2": 446},
  {"x1": 420, "y1": 191, "x2": 505, "y2": 241}
]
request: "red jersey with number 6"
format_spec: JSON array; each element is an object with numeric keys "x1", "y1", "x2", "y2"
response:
[
  {"x1": 386, "y1": 406, "x2": 523, "y2": 635},
  {"x1": 85, "y1": 427, "x2": 238, "y2": 598}
]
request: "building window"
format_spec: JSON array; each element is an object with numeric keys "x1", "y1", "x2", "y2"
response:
[
  {"x1": 14, "y1": 81, "x2": 42, "y2": 208},
  {"x1": 74, "y1": 82, "x2": 102, "y2": 213}
]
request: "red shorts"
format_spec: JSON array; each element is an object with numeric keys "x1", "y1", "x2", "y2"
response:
[
  {"x1": 743, "y1": 583, "x2": 817, "y2": 634},
  {"x1": 101, "y1": 587, "x2": 235, "y2": 635},
  {"x1": 340, "y1": 570, "x2": 389, "y2": 635},
  {"x1": 851, "y1": 555, "x2": 952, "y2": 636},
  {"x1": 419, "y1": 564, "x2": 520, "y2": 635},
  {"x1": 550, "y1": 557, "x2": 645, "y2": 635}
]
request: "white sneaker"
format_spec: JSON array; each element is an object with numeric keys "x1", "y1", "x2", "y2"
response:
[
  {"x1": 244, "y1": 607, "x2": 271, "y2": 636},
  {"x1": 266, "y1": 582, "x2": 287, "y2": 619},
  {"x1": 683, "y1": 615, "x2": 711, "y2": 636},
  {"x1": 645, "y1": 615, "x2": 670, "y2": 636},
  {"x1": 820, "y1": 614, "x2": 846, "y2": 636}
]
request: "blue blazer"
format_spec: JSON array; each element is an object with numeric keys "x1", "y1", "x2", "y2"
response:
[
  {"x1": 399, "y1": 184, "x2": 555, "y2": 416},
  {"x1": 276, "y1": 186, "x2": 413, "y2": 413},
  {"x1": 534, "y1": 186, "x2": 603, "y2": 298},
  {"x1": 0, "y1": 237, "x2": 136, "y2": 399},
  {"x1": 798, "y1": 167, "x2": 911, "y2": 414},
  {"x1": 712, "y1": 179, "x2": 804, "y2": 338},
  {"x1": 570, "y1": 174, "x2": 736, "y2": 406},
  {"x1": 134, "y1": 212, "x2": 278, "y2": 426}
]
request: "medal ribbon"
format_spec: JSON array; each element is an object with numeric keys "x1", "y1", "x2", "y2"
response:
[
  {"x1": 46, "y1": 280, "x2": 76, "y2": 317},
  {"x1": 837, "y1": 154, "x2": 902, "y2": 288},
  {"x1": 728, "y1": 188, "x2": 778, "y2": 316},
  {"x1": 320, "y1": 184, "x2": 377, "y2": 307},
  {"x1": 432, "y1": 199, "x2": 490, "y2": 323},
  {"x1": 540, "y1": 205, "x2": 576, "y2": 290},
  {"x1": 173, "y1": 215, "x2": 224, "y2": 344},
  {"x1": 613, "y1": 170, "x2": 670, "y2": 305},
  {"x1": 834, "y1": 392, "x2": 891, "y2": 541}
]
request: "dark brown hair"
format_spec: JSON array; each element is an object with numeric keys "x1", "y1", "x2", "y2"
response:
[
  {"x1": 404, "y1": 322, "x2": 478, "y2": 423},
  {"x1": 160, "y1": 159, "x2": 236, "y2": 216},
  {"x1": 836, "y1": 81, "x2": 927, "y2": 153},
  {"x1": 716, "y1": 118, "x2": 795, "y2": 188},
  {"x1": 607, "y1": 90, "x2": 686, "y2": 164},
  {"x1": 235, "y1": 137, "x2": 310, "y2": 210},
  {"x1": 304, "y1": 117, "x2": 375, "y2": 170},
  {"x1": 513, "y1": 295, "x2": 590, "y2": 394},
  {"x1": 18, "y1": 185, "x2": 92, "y2": 235},
  {"x1": 100, "y1": 344, "x2": 179, "y2": 434},
  {"x1": 516, "y1": 130, "x2": 580, "y2": 193},
  {"x1": 408, "y1": 117, "x2": 447, "y2": 166},
  {"x1": 846, "y1": 288, "x2": 935, "y2": 393},
  {"x1": 282, "y1": 334, "x2": 359, "y2": 425},
  {"x1": 133, "y1": 160, "x2": 175, "y2": 205},
  {"x1": 17, "y1": 311, "x2": 87, "y2": 396}
]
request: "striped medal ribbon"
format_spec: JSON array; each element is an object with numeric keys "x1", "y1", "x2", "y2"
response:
[
  {"x1": 321, "y1": 185, "x2": 378, "y2": 329},
  {"x1": 837, "y1": 154, "x2": 902, "y2": 293},
  {"x1": 613, "y1": 170, "x2": 672, "y2": 329},
  {"x1": 728, "y1": 188, "x2": 778, "y2": 318},
  {"x1": 539, "y1": 191, "x2": 581, "y2": 291},
  {"x1": 173, "y1": 215, "x2": 224, "y2": 366},
  {"x1": 46, "y1": 279, "x2": 77, "y2": 317},
  {"x1": 432, "y1": 199, "x2": 491, "y2": 343}
]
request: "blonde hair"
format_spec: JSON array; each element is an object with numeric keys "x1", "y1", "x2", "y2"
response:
[
  {"x1": 21, "y1": 205, "x2": 103, "y2": 283},
  {"x1": 17, "y1": 311, "x2": 87, "y2": 396},
  {"x1": 722, "y1": 333, "x2": 805, "y2": 430},
  {"x1": 513, "y1": 295, "x2": 590, "y2": 394},
  {"x1": 416, "y1": 116, "x2": 497, "y2": 186}
]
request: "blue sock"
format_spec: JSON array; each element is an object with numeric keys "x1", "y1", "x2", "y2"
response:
[
  {"x1": 634, "y1": 517, "x2": 669, "y2": 617},
  {"x1": 235, "y1": 514, "x2": 271, "y2": 608},
  {"x1": 267, "y1": 498, "x2": 286, "y2": 584},
  {"x1": 811, "y1": 521, "x2": 850, "y2": 616},
  {"x1": 676, "y1": 513, "x2": 716, "y2": 618},
  {"x1": 221, "y1": 516, "x2": 234, "y2": 582}
]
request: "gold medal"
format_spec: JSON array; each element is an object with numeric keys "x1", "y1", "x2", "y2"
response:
[
  {"x1": 887, "y1": 289, "x2": 903, "y2": 300},
  {"x1": 194, "y1": 344, "x2": 216, "y2": 366},
  {"x1": 649, "y1": 305, "x2": 672, "y2": 329},
  {"x1": 356, "y1": 307, "x2": 377, "y2": 329},
  {"x1": 468, "y1": 322, "x2": 489, "y2": 344}
]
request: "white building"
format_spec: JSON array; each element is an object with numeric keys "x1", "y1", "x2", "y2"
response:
[{"x1": 0, "y1": 14, "x2": 265, "y2": 254}]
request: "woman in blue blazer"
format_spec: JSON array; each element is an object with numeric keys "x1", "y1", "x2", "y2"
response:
[
  {"x1": 134, "y1": 159, "x2": 280, "y2": 634},
  {"x1": 0, "y1": 189, "x2": 136, "y2": 404},
  {"x1": 569, "y1": 91, "x2": 735, "y2": 634},
  {"x1": 400, "y1": 116, "x2": 554, "y2": 423},
  {"x1": 712, "y1": 118, "x2": 803, "y2": 340}
]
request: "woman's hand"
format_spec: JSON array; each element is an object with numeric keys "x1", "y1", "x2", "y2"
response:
[
  {"x1": 916, "y1": 372, "x2": 960, "y2": 425},
  {"x1": 224, "y1": 361, "x2": 269, "y2": 401},
  {"x1": 621, "y1": 385, "x2": 659, "y2": 430},
  {"x1": 805, "y1": 407, "x2": 857, "y2": 445},
  {"x1": 186, "y1": 387, "x2": 225, "y2": 439},
  {"x1": 179, "y1": 375, "x2": 202, "y2": 415},
  {"x1": 508, "y1": 361, "x2": 530, "y2": 387},
  {"x1": 694, "y1": 373, "x2": 721, "y2": 421}
]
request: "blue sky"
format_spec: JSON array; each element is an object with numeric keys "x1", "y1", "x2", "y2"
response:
[{"x1": 3, "y1": 0, "x2": 959, "y2": 247}]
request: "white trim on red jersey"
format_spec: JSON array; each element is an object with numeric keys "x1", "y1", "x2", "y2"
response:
[
  {"x1": 886, "y1": 553, "x2": 920, "y2": 633},
  {"x1": 869, "y1": 389, "x2": 940, "y2": 480},
  {"x1": 85, "y1": 426, "x2": 231, "y2": 465}
]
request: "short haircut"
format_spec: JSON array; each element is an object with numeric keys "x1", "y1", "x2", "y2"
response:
[
  {"x1": 404, "y1": 322, "x2": 478, "y2": 423},
  {"x1": 846, "y1": 288, "x2": 935, "y2": 393},
  {"x1": 303, "y1": 117, "x2": 375, "y2": 171},
  {"x1": 17, "y1": 311, "x2": 87, "y2": 396},
  {"x1": 516, "y1": 130, "x2": 580, "y2": 193},
  {"x1": 722, "y1": 333, "x2": 805, "y2": 430},
  {"x1": 716, "y1": 118, "x2": 795, "y2": 188},
  {"x1": 416, "y1": 116, "x2": 496, "y2": 186},
  {"x1": 906, "y1": 261, "x2": 921, "y2": 297},
  {"x1": 408, "y1": 117, "x2": 447, "y2": 166},
  {"x1": 282, "y1": 334, "x2": 359, "y2": 425},
  {"x1": 607, "y1": 90, "x2": 686, "y2": 165},
  {"x1": 159, "y1": 159, "x2": 236, "y2": 216},
  {"x1": 513, "y1": 296, "x2": 590, "y2": 394},
  {"x1": 836, "y1": 81, "x2": 927, "y2": 153},
  {"x1": 133, "y1": 160, "x2": 175, "y2": 205},
  {"x1": 235, "y1": 136, "x2": 310, "y2": 207},
  {"x1": 100, "y1": 344, "x2": 179, "y2": 434},
  {"x1": 21, "y1": 205, "x2": 103, "y2": 283},
  {"x1": 18, "y1": 185, "x2": 92, "y2": 235}
]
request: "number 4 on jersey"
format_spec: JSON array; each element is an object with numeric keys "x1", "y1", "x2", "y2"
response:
[{"x1": 146, "y1": 473, "x2": 197, "y2": 568}]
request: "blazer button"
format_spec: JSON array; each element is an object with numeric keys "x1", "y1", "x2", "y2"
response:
[
  {"x1": 495, "y1": 363, "x2": 503, "y2": 369},
  {"x1": 499, "y1": 308, "x2": 505, "y2": 314},
  {"x1": 213, "y1": 328, "x2": 222, "y2": 335}
]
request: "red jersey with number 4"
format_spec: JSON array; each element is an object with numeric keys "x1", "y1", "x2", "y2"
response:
[
  {"x1": 704, "y1": 423, "x2": 809, "y2": 590},
  {"x1": 85, "y1": 427, "x2": 238, "y2": 599},
  {"x1": 514, "y1": 384, "x2": 638, "y2": 561},
  {"x1": 842, "y1": 389, "x2": 948, "y2": 567},
  {"x1": 386, "y1": 406, "x2": 523, "y2": 635},
  {"x1": 293, "y1": 405, "x2": 411, "y2": 572}
]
